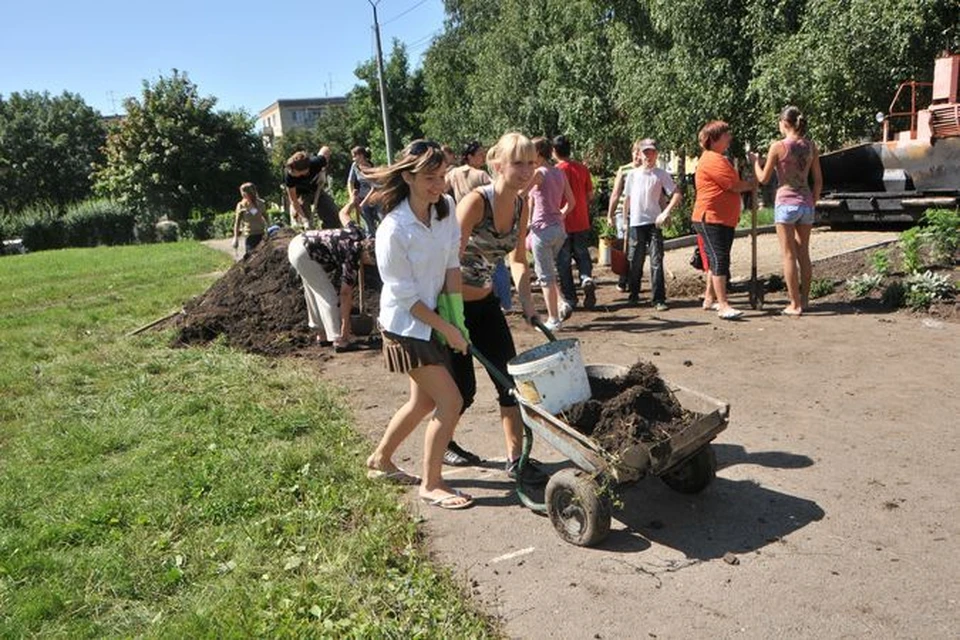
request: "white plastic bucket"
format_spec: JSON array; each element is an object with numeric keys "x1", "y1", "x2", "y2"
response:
[{"x1": 507, "y1": 339, "x2": 591, "y2": 414}]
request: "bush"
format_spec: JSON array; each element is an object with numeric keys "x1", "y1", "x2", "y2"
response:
[
  {"x1": 904, "y1": 270, "x2": 956, "y2": 310},
  {"x1": 900, "y1": 227, "x2": 923, "y2": 273},
  {"x1": 846, "y1": 273, "x2": 883, "y2": 297},
  {"x1": 155, "y1": 218, "x2": 180, "y2": 242},
  {"x1": 920, "y1": 208, "x2": 959, "y2": 266},
  {"x1": 62, "y1": 200, "x2": 137, "y2": 247},
  {"x1": 809, "y1": 278, "x2": 835, "y2": 299},
  {"x1": 17, "y1": 200, "x2": 137, "y2": 251},
  {"x1": 662, "y1": 183, "x2": 695, "y2": 239},
  {"x1": 19, "y1": 207, "x2": 68, "y2": 251},
  {"x1": 870, "y1": 249, "x2": 890, "y2": 277},
  {"x1": 180, "y1": 210, "x2": 215, "y2": 241}
]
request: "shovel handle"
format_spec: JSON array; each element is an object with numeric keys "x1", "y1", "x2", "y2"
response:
[
  {"x1": 468, "y1": 344, "x2": 515, "y2": 392},
  {"x1": 530, "y1": 316, "x2": 556, "y2": 342}
]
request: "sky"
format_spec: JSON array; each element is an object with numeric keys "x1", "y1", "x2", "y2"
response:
[{"x1": 0, "y1": 0, "x2": 447, "y2": 117}]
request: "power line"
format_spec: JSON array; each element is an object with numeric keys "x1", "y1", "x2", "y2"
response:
[
  {"x1": 382, "y1": 0, "x2": 431, "y2": 25},
  {"x1": 405, "y1": 29, "x2": 441, "y2": 49}
]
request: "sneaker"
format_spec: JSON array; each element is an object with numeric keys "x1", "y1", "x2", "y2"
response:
[
  {"x1": 627, "y1": 296, "x2": 640, "y2": 305},
  {"x1": 653, "y1": 302, "x2": 669, "y2": 312},
  {"x1": 616, "y1": 284, "x2": 628, "y2": 293},
  {"x1": 506, "y1": 457, "x2": 550, "y2": 485},
  {"x1": 540, "y1": 318, "x2": 562, "y2": 333},
  {"x1": 582, "y1": 278, "x2": 597, "y2": 309},
  {"x1": 558, "y1": 301, "x2": 573, "y2": 321},
  {"x1": 443, "y1": 441, "x2": 483, "y2": 466}
]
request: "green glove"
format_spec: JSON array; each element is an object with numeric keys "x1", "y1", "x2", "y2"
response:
[
  {"x1": 434, "y1": 293, "x2": 451, "y2": 346},
  {"x1": 434, "y1": 292, "x2": 470, "y2": 345},
  {"x1": 446, "y1": 292, "x2": 470, "y2": 342}
]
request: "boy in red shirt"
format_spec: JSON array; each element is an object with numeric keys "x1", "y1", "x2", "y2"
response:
[{"x1": 552, "y1": 135, "x2": 596, "y2": 310}]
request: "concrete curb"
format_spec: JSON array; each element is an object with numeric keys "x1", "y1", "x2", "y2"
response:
[{"x1": 663, "y1": 225, "x2": 778, "y2": 251}]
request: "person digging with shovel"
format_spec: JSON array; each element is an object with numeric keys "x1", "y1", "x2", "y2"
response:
[{"x1": 287, "y1": 212, "x2": 375, "y2": 353}]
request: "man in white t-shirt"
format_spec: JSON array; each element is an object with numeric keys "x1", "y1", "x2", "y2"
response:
[{"x1": 622, "y1": 139, "x2": 682, "y2": 310}]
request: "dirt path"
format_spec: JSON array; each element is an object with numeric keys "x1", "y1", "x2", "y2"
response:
[{"x1": 208, "y1": 229, "x2": 959, "y2": 637}]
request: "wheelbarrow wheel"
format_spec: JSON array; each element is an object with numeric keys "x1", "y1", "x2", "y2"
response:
[
  {"x1": 545, "y1": 468, "x2": 611, "y2": 547},
  {"x1": 660, "y1": 445, "x2": 716, "y2": 494}
]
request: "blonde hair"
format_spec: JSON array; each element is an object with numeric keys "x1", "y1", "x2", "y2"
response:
[
  {"x1": 486, "y1": 132, "x2": 536, "y2": 177},
  {"x1": 364, "y1": 140, "x2": 450, "y2": 218}
]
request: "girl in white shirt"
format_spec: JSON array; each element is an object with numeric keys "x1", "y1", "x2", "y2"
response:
[{"x1": 364, "y1": 140, "x2": 473, "y2": 510}]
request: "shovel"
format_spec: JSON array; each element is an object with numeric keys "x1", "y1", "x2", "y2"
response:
[
  {"x1": 748, "y1": 188, "x2": 765, "y2": 310},
  {"x1": 351, "y1": 265, "x2": 375, "y2": 336}
]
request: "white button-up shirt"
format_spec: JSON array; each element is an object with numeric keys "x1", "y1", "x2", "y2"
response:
[{"x1": 375, "y1": 195, "x2": 461, "y2": 341}]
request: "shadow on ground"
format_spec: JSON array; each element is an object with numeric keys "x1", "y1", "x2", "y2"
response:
[{"x1": 601, "y1": 472, "x2": 824, "y2": 558}]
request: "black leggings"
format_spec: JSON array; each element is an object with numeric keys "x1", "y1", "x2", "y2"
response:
[
  {"x1": 449, "y1": 293, "x2": 518, "y2": 411},
  {"x1": 695, "y1": 222, "x2": 736, "y2": 278}
]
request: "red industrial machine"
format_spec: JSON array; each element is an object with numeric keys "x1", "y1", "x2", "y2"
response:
[{"x1": 816, "y1": 53, "x2": 960, "y2": 226}]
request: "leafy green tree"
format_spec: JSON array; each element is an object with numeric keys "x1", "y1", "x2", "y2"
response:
[
  {"x1": 422, "y1": 0, "x2": 957, "y2": 178},
  {"x1": 0, "y1": 91, "x2": 105, "y2": 214},
  {"x1": 93, "y1": 71, "x2": 272, "y2": 222},
  {"x1": 423, "y1": 0, "x2": 626, "y2": 170},
  {"x1": 349, "y1": 40, "x2": 427, "y2": 161},
  {"x1": 748, "y1": 0, "x2": 959, "y2": 150}
]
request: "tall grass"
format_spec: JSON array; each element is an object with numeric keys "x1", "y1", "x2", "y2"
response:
[{"x1": 0, "y1": 243, "x2": 494, "y2": 637}]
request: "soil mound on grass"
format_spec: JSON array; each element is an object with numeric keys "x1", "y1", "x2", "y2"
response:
[
  {"x1": 171, "y1": 229, "x2": 381, "y2": 356},
  {"x1": 564, "y1": 361, "x2": 693, "y2": 453}
]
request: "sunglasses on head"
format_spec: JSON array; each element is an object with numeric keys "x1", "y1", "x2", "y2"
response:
[{"x1": 407, "y1": 139, "x2": 441, "y2": 156}]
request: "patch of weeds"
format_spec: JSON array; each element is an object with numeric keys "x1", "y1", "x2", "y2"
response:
[
  {"x1": 846, "y1": 273, "x2": 883, "y2": 297},
  {"x1": 870, "y1": 249, "x2": 891, "y2": 277},
  {"x1": 900, "y1": 227, "x2": 923, "y2": 274},
  {"x1": 881, "y1": 281, "x2": 906, "y2": 308},
  {"x1": 904, "y1": 270, "x2": 956, "y2": 310},
  {"x1": 920, "y1": 208, "x2": 959, "y2": 266},
  {"x1": 808, "y1": 278, "x2": 835, "y2": 299}
]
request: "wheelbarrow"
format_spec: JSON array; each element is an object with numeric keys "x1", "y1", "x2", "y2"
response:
[{"x1": 470, "y1": 321, "x2": 729, "y2": 547}]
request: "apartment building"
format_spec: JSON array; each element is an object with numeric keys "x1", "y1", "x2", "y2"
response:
[{"x1": 258, "y1": 97, "x2": 348, "y2": 143}]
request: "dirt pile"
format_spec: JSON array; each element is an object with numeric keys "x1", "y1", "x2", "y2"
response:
[
  {"x1": 564, "y1": 361, "x2": 692, "y2": 453},
  {"x1": 171, "y1": 229, "x2": 381, "y2": 355}
]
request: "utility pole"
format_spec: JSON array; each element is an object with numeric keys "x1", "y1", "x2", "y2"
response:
[{"x1": 369, "y1": 0, "x2": 394, "y2": 163}]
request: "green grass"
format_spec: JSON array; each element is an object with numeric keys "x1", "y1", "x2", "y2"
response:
[
  {"x1": 736, "y1": 207, "x2": 775, "y2": 229},
  {"x1": 0, "y1": 243, "x2": 494, "y2": 638}
]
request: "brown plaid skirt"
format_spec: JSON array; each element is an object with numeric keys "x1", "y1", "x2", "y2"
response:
[{"x1": 382, "y1": 331, "x2": 451, "y2": 373}]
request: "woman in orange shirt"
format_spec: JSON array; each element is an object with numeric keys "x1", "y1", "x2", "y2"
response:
[{"x1": 692, "y1": 121, "x2": 757, "y2": 319}]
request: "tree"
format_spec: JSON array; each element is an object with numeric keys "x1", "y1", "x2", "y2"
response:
[
  {"x1": 93, "y1": 71, "x2": 272, "y2": 222},
  {"x1": 266, "y1": 41, "x2": 426, "y2": 200},
  {"x1": 421, "y1": 0, "x2": 958, "y2": 176},
  {"x1": 349, "y1": 40, "x2": 427, "y2": 161},
  {"x1": 748, "y1": 0, "x2": 960, "y2": 150},
  {"x1": 0, "y1": 91, "x2": 105, "y2": 214}
]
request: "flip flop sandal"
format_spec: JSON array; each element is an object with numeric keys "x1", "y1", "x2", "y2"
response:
[
  {"x1": 366, "y1": 468, "x2": 421, "y2": 486},
  {"x1": 420, "y1": 490, "x2": 474, "y2": 510},
  {"x1": 334, "y1": 341, "x2": 360, "y2": 353},
  {"x1": 718, "y1": 308, "x2": 744, "y2": 320}
]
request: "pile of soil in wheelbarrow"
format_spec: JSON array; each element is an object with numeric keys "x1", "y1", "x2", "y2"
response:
[
  {"x1": 563, "y1": 360, "x2": 694, "y2": 453},
  {"x1": 170, "y1": 229, "x2": 381, "y2": 356}
]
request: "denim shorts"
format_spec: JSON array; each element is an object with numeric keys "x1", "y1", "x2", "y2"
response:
[{"x1": 775, "y1": 204, "x2": 815, "y2": 225}]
